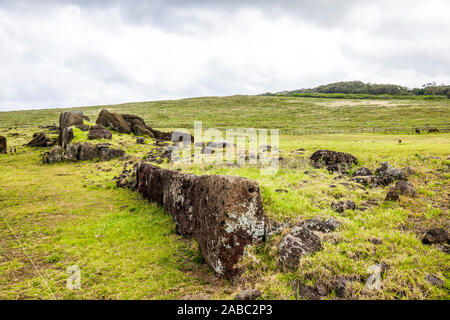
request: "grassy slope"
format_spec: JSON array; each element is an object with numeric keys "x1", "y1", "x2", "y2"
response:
[
  {"x1": 1, "y1": 96, "x2": 449, "y2": 133},
  {"x1": 0, "y1": 96, "x2": 449, "y2": 299}
]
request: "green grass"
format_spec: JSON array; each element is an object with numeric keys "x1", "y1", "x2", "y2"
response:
[{"x1": 0, "y1": 96, "x2": 449, "y2": 299}]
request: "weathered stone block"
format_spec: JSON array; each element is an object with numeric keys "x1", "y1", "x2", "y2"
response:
[{"x1": 136, "y1": 163, "x2": 266, "y2": 279}]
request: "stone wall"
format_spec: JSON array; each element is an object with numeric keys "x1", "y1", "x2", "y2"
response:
[{"x1": 136, "y1": 163, "x2": 266, "y2": 279}]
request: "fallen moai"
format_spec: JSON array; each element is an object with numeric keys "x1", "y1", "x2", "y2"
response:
[
  {"x1": 136, "y1": 163, "x2": 266, "y2": 279},
  {"x1": 26, "y1": 132, "x2": 53, "y2": 147}
]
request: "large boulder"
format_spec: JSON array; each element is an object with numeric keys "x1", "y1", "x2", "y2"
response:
[
  {"x1": 0, "y1": 135, "x2": 6, "y2": 154},
  {"x1": 27, "y1": 132, "x2": 52, "y2": 147},
  {"x1": 96, "y1": 109, "x2": 131, "y2": 134},
  {"x1": 136, "y1": 163, "x2": 266, "y2": 279},
  {"x1": 88, "y1": 125, "x2": 112, "y2": 140},
  {"x1": 59, "y1": 111, "x2": 84, "y2": 147},
  {"x1": 310, "y1": 150, "x2": 358, "y2": 172},
  {"x1": 59, "y1": 111, "x2": 84, "y2": 131}
]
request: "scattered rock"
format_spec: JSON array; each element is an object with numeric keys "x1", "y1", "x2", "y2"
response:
[
  {"x1": 275, "y1": 189, "x2": 288, "y2": 193},
  {"x1": 352, "y1": 175, "x2": 380, "y2": 187},
  {"x1": 422, "y1": 228, "x2": 449, "y2": 245},
  {"x1": 291, "y1": 279, "x2": 319, "y2": 300},
  {"x1": 353, "y1": 167, "x2": 373, "y2": 176},
  {"x1": 136, "y1": 163, "x2": 266, "y2": 279},
  {"x1": 375, "y1": 162, "x2": 407, "y2": 186},
  {"x1": 234, "y1": 289, "x2": 262, "y2": 300},
  {"x1": 402, "y1": 166, "x2": 415, "y2": 177},
  {"x1": 136, "y1": 137, "x2": 145, "y2": 144},
  {"x1": 385, "y1": 190, "x2": 400, "y2": 201},
  {"x1": 332, "y1": 277, "x2": 350, "y2": 298},
  {"x1": 332, "y1": 200, "x2": 356, "y2": 213},
  {"x1": 385, "y1": 180, "x2": 417, "y2": 200},
  {"x1": 88, "y1": 125, "x2": 112, "y2": 140},
  {"x1": 278, "y1": 226, "x2": 322, "y2": 271},
  {"x1": 0, "y1": 136, "x2": 6, "y2": 154},
  {"x1": 369, "y1": 238, "x2": 383, "y2": 245},
  {"x1": 96, "y1": 109, "x2": 131, "y2": 134},
  {"x1": 426, "y1": 274, "x2": 444, "y2": 287},
  {"x1": 310, "y1": 149, "x2": 358, "y2": 172},
  {"x1": 302, "y1": 217, "x2": 341, "y2": 233},
  {"x1": 26, "y1": 132, "x2": 52, "y2": 147}
]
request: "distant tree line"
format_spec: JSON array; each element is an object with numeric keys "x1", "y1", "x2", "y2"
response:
[{"x1": 269, "y1": 81, "x2": 450, "y2": 97}]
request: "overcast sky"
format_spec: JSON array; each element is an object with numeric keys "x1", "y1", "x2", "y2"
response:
[{"x1": 0, "y1": 0, "x2": 449, "y2": 111}]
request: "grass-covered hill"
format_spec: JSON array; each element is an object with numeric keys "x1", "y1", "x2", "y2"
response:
[
  {"x1": 1, "y1": 95, "x2": 449, "y2": 134},
  {"x1": 0, "y1": 96, "x2": 449, "y2": 300}
]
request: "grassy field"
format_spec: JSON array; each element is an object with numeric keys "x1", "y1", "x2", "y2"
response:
[{"x1": 0, "y1": 96, "x2": 449, "y2": 299}]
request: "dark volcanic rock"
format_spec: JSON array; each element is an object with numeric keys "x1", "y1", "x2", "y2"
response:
[
  {"x1": 310, "y1": 150, "x2": 358, "y2": 172},
  {"x1": 96, "y1": 109, "x2": 131, "y2": 134},
  {"x1": 385, "y1": 180, "x2": 417, "y2": 200},
  {"x1": 44, "y1": 142, "x2": 124, "y2": 163},
  {"x1": 422, "y1": 228, "x2": 449, "y2": 245},
  {"x1": 27, "y1": 132, "x2": 52, "y2": 147},
  {"x1": 75, "y1": 124, "x2": 90, "y2": 131},
  {"x1": 59, "y1": 111, "x2": 84, "y2": 132},
  {"x1": 332, "y1": 200, "x2": 356, "y2": 213},
  {"x1": 59, "y1": 127, "x2": 74, "y2": 149},
  {"x1": 375, "y1": 162, "x2": 407, "y2": 186},
  {"x1": 332, "y1": 278, "x2": 350, "y2": 298},
  {"x1": 42, "y1": 146, "x2": 64, "y2": 163},
  {"x1": 121, "y1": 114, "x2": 145, "y2": 125},
  {"x1": 291, "y1": 279, "x2": 321, "y2": 300},
  {"x1": 88, "y1": 125, "x2": 112, "y2": 140},
  {"x1": 352, "y1": 175, "x2": 380, "y2": 187},
  {"x1": 63, "y1": 143, "x2": 81, "y2": 162},
  {"x1": 385, "y1": 190, "x2": 400, "y2": 201},
  {"x1": 353, "y1": 167, "x2": 373, "y2": 176},
  {"x1": 303, "y1": 217, "x2": 341, "y2": 233},
  {"x1": 136, "y1": 163, "x2": 266, "y2": 279},
  {"x1": 136, "y1": 137, "x2": 145, "y2": 144},
  {"x1": 59, "y1": 111, "x2": 84, "y2": 147},
  {"x1": 426, "y1": 274, "x2": 444, "y2": 287},
  {"x1": 0, "y1": 135, "x2": 6, "y2": 154},
  {"x1": 278, "y1": 226, "x2": 322, "y2": 271},
  {"x1": 234, "y1": 289, "x2": 262, "y2": 300},
  {"x1": 131, "y1": 119, "x2": 154, "y2": 137}
]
